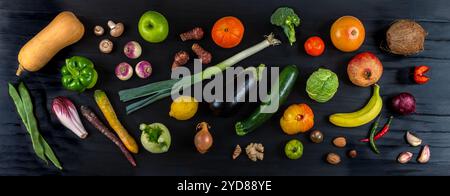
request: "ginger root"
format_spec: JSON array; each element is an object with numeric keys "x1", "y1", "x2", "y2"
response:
[
  {"x1": 171, "y1": 50, "x2": 190, "y2": 70},
  {"x1": 232, "y1": 144, "x2": 242, "y2": 160},
  {"x1": 180, "y1": 27, "x2": 204, "y2": 41},
  {"x1": 192, "y1": 43, "x2": 212, "y2": 64},
  {"x1": 246, "y1": 143, "x2": 264, "y2": 162}
]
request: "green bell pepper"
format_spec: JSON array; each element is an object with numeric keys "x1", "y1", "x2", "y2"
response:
[{"x1": 61, "y1": 56, "x2": 98, "y2": 92}]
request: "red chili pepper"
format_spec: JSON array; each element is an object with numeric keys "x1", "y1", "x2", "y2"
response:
[
  {"x1": 360, "y1": 116, "x2": 393, "y2": 142},
  {"x1": 413, "y1": 65, "x2": 430, "y2": 84}
]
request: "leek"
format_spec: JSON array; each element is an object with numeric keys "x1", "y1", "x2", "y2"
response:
[{"x1": 119, "y1": 34, "x2": 281, "y2": 114}]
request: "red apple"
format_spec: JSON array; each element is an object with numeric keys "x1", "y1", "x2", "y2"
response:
[{"x1": 347, "y1": 52, "x2": 383, "y2": 87}]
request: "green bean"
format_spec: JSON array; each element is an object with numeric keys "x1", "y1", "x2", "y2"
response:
[
  {"x1": 9, "y1": 83, "x2": 47, "y2": 162},
  {"x1": 40, "y1": 136, "x2": 63, "y2": 170},
  {"x1": 8, "y1": 84, "x2": 29, "y2": 129},
  {"x1": 17, "y1": 83, "x2": 48, "y2": 163},
  {"x1": 9, "y1": 82, "x2": 62, "y2": 169}
]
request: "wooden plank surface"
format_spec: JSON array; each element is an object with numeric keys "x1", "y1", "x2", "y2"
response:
[{"x1": 1, "y1": 0, "x2": 450, "y2": 176}]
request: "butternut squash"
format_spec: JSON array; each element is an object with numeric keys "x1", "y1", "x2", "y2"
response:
[{"x1": 17, "y1": 11, "x2": 85, "y2": 76}]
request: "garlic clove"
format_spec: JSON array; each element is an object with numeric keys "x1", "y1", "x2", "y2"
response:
[
  {"x1": 406, "y1": 131, "x2": 422, "y2": 147},
  {"x1": 417, "y1": 145, "x2": 430, "y2": 164},
  {"x1": 397, "y1": 151, "x2": 413, "y2": 164}
]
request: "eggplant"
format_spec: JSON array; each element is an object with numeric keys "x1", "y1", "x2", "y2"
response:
[{"x1": 209, "y1": 64, "x2": 265, "y2": 117}]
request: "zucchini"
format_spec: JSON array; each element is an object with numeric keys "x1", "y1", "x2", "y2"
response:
[
  {"x1": 235, "y1": 65, "x2": 299, "y2": 136},
  {"x1": 209, "y1": 64, "x2": 265, "y2": 117}
]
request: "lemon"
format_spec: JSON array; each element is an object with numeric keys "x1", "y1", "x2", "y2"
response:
[{"x1": 169, "y1": 96, "x2": 198, "y2": 120}]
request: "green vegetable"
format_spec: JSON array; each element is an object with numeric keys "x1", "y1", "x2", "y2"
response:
[
  {"x1": 306, "y1": 68, "x2": 339, "y2": 103},
  {"x1": 140, "y1": 123, "x2": 171, "y2": 153},
  {"x1": 285, "y1": 139, "x2": 303, "y2": 159},
  {"x1": 369, "y1": 115, "x2": 382, "y2": 154},
  {"x1": 119, "y1": 34, "x2": 281, "y2": 114},
  {"x1": 61, "y1": 56, "x2": 98, "y2": 92},
  {"x1": 235, "y1": 65, "x2": 299, "y2": 136},
  {"x1": 270, "y1": 7, "x2": 300, "y2": 45},
  {"x1": 8, "y1": 82, "x2": 62, "y2": 170}
]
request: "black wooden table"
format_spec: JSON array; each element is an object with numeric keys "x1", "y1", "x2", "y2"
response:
[{"x1": 1, "y1": 0, "x2": 449, "y2": 176}]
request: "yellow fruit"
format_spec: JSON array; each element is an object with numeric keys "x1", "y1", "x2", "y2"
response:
[
  {"x1": 169, "y1": 96, "x2": 198, "y2": 120},
  {"x1": 329, "y1": 84, "x2": 382, "y2": 127}
]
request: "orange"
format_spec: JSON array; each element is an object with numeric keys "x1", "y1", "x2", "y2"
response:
[
  {"x1": 330, "y1": 16, "x2": 365, "y2": 52},
  {"x1": 211, "y1": 16, "x2": 244, "y2": 48}
]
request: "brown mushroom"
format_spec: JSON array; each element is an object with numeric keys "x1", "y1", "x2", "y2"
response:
[
  {"x1": 94, "y1": 25, "x2": 104, "y2": 36},
  {"x1": 107, "y1": 20, "x2": 124, "y2": 37},
  {"x1": 99, "y1": 39, "x2": 113, "y2": 54}
]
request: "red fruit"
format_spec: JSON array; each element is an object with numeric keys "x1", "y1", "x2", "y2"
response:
[
  {"x1": 304, "y1": 36, "x2": 325, "y2": 56},
  {"x1": 414, "y1": 65, "x2": 430, "y2": 84},
  {"x1": 347, "y1": 52, "x2": 383, "y2": 87}
]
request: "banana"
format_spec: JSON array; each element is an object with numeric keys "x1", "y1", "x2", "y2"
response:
[{"x1": 329, "y1": 84, "x2": 382, "y2": 127}]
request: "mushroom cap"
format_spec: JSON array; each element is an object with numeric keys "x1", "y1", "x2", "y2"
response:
[
  {"x1": 109, "y1": 22, "x2": 124, "y2": 37},
  {"x1": 94, "y1": 25, "x2": 104, "y2": 36},
  {"x1": 99, "y1": 39, "x2": 114, "y2": 53}
]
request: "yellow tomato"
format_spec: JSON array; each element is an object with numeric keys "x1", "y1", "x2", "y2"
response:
[
  {"x1": 330, "y1": 16, "x2": 365, "y2": 52},
  {"x1": 280, "y1": 104, "x2": 315, "y2": 135}
]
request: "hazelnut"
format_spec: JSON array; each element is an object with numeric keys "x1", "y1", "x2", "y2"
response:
[
  {"x1": 333, "y1": 136, "x2": 347, "y2": 148},
  {"x1": 94, "y1": 25, "x2": 104, "y2": 36},
  {"x1": 348, "y1": 149, "x2": 357, "y2": 158},
  {"x1": 99, "y1": 39, "x2": 113, "y2": 54},
  {"x1": 309, "y1": 130, "x2": 324, "y2": 144},
  {"x1": 326, "y1": 153, "x2": 341, "y2": 165}
]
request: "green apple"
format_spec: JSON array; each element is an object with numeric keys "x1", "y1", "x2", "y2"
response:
[{"x1": 138, "y1": 11, "x2": 169, "y2": 43}]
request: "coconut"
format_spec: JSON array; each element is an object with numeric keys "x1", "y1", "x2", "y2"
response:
[{"x1": 386, "y1": 19, "x2": 427, "y2": 56}]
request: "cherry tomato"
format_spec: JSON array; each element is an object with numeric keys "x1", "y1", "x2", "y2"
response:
[{"x1": 304, "y1": 36, "x2": 325, "y2": 56}]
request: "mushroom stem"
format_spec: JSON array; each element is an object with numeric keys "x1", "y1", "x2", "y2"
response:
[
  {"x1": 107, "y1": 20, "x2": 117, "y2": 29},
  {"x1": 107, "y1": 20, "x2": 124, "y2": 37}
]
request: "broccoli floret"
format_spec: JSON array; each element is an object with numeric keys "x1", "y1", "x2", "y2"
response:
[{"x1": 270, "y1": 7, "x2": 300, "y2": 45}]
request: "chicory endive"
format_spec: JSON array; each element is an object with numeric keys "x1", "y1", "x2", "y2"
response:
[{"x1": 52, "y1": 96, "x2": 88, "y2": 139}]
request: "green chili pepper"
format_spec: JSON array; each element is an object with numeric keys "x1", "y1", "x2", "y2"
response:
[
  {"x1": 369, "y1": 115, "x2": 382, "y2": 154},
  {"x1": 61, "y1": 56, "x2": 98, "y2": 92},
  {"x1": 8, "y1": 82, "x2": 62, "y2": 170}
]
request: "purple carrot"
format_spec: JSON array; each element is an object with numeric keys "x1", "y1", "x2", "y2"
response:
[{"x1": 80, "y1": 105, "x2": 136, "y2": 167}]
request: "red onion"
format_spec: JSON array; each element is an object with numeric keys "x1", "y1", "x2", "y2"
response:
[
  {"x1": 52, "y1": 97, "x2": 88, "y2": 139},
  {"x1": 391, "y1": 92, "x2": 416, "y2": 115}
]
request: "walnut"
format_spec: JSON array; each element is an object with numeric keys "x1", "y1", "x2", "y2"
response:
[{"x1": 245, "y1": 143, "x2": 264, "y2": 162}]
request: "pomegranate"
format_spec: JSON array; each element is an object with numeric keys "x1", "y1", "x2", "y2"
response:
[{"x1": 347, "y1": 52, "x2": 383, "y2": 87}]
